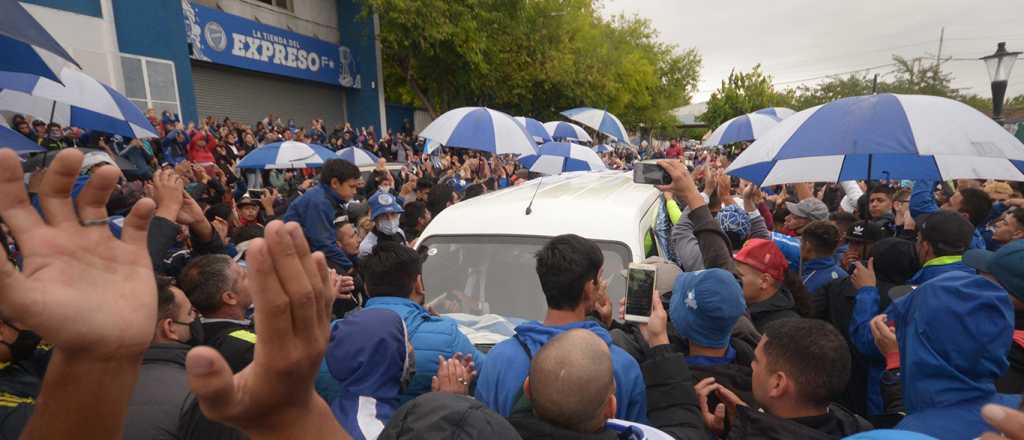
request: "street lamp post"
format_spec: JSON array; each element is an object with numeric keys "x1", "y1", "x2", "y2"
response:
[{"x1": 980, "y1": 42, "x2": 1022, "y2": 124}]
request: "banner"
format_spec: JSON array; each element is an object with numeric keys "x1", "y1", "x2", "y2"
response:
[{"x1": 182, "y1": 0, "x2": 360, "y2": 88}]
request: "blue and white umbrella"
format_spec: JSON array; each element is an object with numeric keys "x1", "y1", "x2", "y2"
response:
[
  {"x1": 0, "y1": 70, "x2": 157, "y2": 138},
  {"x1": 560, "y1": 107, "x2": 630, "y2": 143},
  {"x1": 238, "y1": 141, "x2": 338, "y2": 169},
  {"x1": 594, "y1": 144, "x2": 614, "y2": 153},
  {"x1": 336, "y1": 146, "x2": 379, "y2": 167},
  {"x1": 704, "y1": 107, "x2": 795, "y2": 147},
  {"x1": 0, "y1": 119, "x2": 44, "y2": 155},
  {"x1": 0, "y1": 0, "x2": 80, "y2": 83},
  {"x1": 518, "y1": 142, "x2": 607, "y2": 175},
  {"x1": 419, "y1": 107, "x2": 536, "y2": 156},
  {"x1": 513, "y1": 116, "x2": 553, "y2": 144},
  {"x1": 423, "y1": 138, "x2": 443, "y2": 154},
  {"x1": 726, "y1": 94, "x2": 1024, "y2": 186},
  {"x1": 543, "y1": 121, "x2": 593, "y2": 143}
]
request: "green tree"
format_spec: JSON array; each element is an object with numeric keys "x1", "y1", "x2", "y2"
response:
[
  {"x1": 361, "y1": 0, "x2": 701, "y2": 137},
  {"x1": 700, "y1": 65, "x2": 792, "y2": 129}
]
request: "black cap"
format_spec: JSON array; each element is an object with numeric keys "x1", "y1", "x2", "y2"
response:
[
  {"x1": 847, "y1": 220, "x2": 885, "y2": 243},
  {"x1": 918, "y1": 210, "x2": 974, "y2": 254}
]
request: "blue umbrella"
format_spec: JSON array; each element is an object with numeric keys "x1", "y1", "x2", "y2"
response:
[
  {"x1": 594, "y1": 144, "x2": 614, "y2": 153},
  {"x1": 726, "y1": 94, "x2": 1024, "y2": 186},
  {"x1": 704, "y1": 107, "x2": 794, "y2": 147},
  {"x1": 560, "y1": 107, "x2": 630, "y2": 144},
  {"x1": 419, "y1": 107, "x2": 536, "y2": 156},
  {"x1": 336, "y1": 146, "x2": 379, "y2": 167},
  {"x1": 238, "y1": 141, "x2": 338, "y2": 169},
  {"x1": 0, "y1": 70, "x2": 157, "y2": 138},
  {"x1": 543, "y1": 121, "x2": 592, "y2": 143},
  {"x1": 0, "y1": 0, "x2": 80, "y2": 83},
  {"x1": 0, "y1": 122, "x2": 44, "y2": 155},
  {"x1": 513, "y1": 116, "x2": 553, "y2": 144},
  {"x1": 518, "y1": 142, "x2": 607, "y2": 175}
]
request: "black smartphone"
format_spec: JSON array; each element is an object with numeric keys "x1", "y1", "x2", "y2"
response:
[
  {"x1": 625, "y1": 263, "x2": 657, "y2": 323},
  {"x1": 632, "y1": 161, "x2": 672, "y2": 185},
  {"x1": 247, "y1": 188, "x2": 266, "y2": 198}
]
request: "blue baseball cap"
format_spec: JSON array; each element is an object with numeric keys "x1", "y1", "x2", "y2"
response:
[
  {"x1": 965, "y1": 240, "x2": 1024, "y2": 301},
  {"x1": 368, "y1": 191, "x2": 404, "y2": 219},
  {"x1": 669, "y1": 268, "x2": 746, "y2": 349}
]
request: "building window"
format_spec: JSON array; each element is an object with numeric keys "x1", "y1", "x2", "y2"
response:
[
  {"x1": 255, "y1": 0, "x2": 291, "y2": 11},
  {"x1": 120, "y1": 54, "x2": 181, "y2": 119}
]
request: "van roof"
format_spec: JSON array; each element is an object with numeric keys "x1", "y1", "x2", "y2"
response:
[{"x1": 419, "y1": 171, "x2": 660, "y2": 250}]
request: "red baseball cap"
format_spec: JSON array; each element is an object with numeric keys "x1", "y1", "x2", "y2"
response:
[{"x1": 734, "y1": 238, "x2": 787, "y2": 282}]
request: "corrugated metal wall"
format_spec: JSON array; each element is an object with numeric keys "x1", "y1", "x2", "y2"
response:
[{"x1": 191, "y1": 62, "x2": 346, "y2": 129}]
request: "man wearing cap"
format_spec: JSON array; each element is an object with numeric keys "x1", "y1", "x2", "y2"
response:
[
  {"x1": 965, "y1": 241, "x2": 1024, "y2": 394},
  {"x1": 358, "y1": 191, "x2": 407, "y2": 258},
  {"x1": 839, "y1": 220, "x2": 885, "y2": 270},
  {"x1": 734, "y1": 238, "x2": 801, "y2": 332},
  {"x1": 236, "y1": 196, "x2": 263, "y2": 227},
  {"x1": 771, "y1": 197, "x2": 830, "y2": 273}
]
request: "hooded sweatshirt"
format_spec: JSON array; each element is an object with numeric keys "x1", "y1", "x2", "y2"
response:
[
  {"x1": 187, "y1": 132, "x2": 216, "y2": 164},
  {"x1": 475, "y1": 320, "x2": 647, "y2": 423},
  {"x1": 162, "y1": 129, "x2": 188, "y2": 165},
  {"x1": 890, "y1": 271, "x2": 1021, "y2": 439},
  {"x1": 325, "y1": 309, "x2": 407, "y2": 440}
]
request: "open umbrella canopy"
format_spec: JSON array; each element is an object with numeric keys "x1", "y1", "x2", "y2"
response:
[
  {"x1": 0, "y1": 70, "x2": 157, "y2": 139},
  {"x1": 238, "y1": 141, "x2": 337, "y2": 169},
  {"x1": 0, "y1": 123, "x2": 44, "y2": 155},
  {"x1": 336, "y1": 146, "x2": 379, "y2": 167},
  {"x1": 560, "y1": 107, "x2": 630, "y2": 143},
  {"x1": 419, "y1": 107, "x2": 536, "y2": 156},
  {"x1": 513, "y1": 116, "x2": 553, "y2": 144},
  {"x1": 594, "y1": 144, "x2": 614, "y2": 153},
  {"x1": 543, "y1": 121, "x2": 592, "y2": 143},
  {"x1": 726, "y1": 94, "x2": 1024, "y2": 186},
  {"x1": 518, "y1": 142, "x2": 607, "y2": 175},
  {"x1": 0, "y1": 0, "x2": 80, "y2": 83},
  {"x1": 704, "y1": 107, "x2": 794, "y2": 147}
]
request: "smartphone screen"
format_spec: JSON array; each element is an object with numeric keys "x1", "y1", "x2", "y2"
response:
[
  {"x1": 632, "y1": 162, "x2": 672, "y2": 185},
  {"x1": 625, "y1": 266, "x2": 656, "y2": 322}
]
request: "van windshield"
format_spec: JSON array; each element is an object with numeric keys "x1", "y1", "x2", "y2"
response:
[{"x1": 418, "y1": 235, "x2": 632, "y2": 329}]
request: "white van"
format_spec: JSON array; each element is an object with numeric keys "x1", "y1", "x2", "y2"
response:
[{"x1": 415, "y1": 171, "x2": 666, "y2": 345}]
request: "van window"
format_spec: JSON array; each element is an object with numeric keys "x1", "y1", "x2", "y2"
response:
[{"x1": 418, "y1": 235, "x2": 632, "y2": 323}]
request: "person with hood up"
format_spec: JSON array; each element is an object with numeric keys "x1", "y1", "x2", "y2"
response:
[
  {"x1": 877, "y1": 271, "x2": 1021, "y2": 438},
  {"x1": 162, "y1": 129, "x2": 188, "y2": 165},
  {"x1": 187, "y1": 129, "x2": 217, "y2": 165},
  {"x1": 963, "y1": 240, "x2": 1024, "y2": 394},
  {"x1": 733, "y1": 238, "x2": 803, "y2": 332},
  {"x1": 475, "y1": 234, "x2": 647, "y2": 422},
  {"x1": 358, "y1": 191, "x2": 407, "y2": 258},
  {"x1": 379, "y1": 393, "x2": 521, "y2": 440},
  {"x1": 324, "y1": 308, "x2": 411, "y2": 440}
]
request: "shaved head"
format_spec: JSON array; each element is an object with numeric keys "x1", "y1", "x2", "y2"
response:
[{"x1": 528, "y1": 329, "x2": 614, "y2": 433}]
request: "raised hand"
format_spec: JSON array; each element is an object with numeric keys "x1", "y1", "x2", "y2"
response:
[
  {"x1": 153, "y1": 169, "x2": 185, "y2": 221},
  {"x1": 638, "y1": 290, "x2": 669, "y2": 347},
  {"x1": 850, "y1": 258, "x2": 877, "y2": 290},
  {"x1": 185, "y1": 221, "x2": 347, "y2": 439},
  {"x1": 657, "y1": 160, "x2": 704, "y2": 209},
  {"x1": 870, "y1": 314, "x2": 898, "y2": 355},
  {"x1": 431, "y1": 354, "x2": 473, "y2": 395}
]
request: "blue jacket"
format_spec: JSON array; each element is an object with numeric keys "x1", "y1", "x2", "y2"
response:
[
  {"x1": 770, "y1": 231, "x2": 801, "y2": 273},
  {"x1": 802, "y1": 257, "x2": 847, "y2": 295},
  {"x1": 282, "y1": 184, "x2": 353, "y2": 271},
  {"x1": 890, "y1": 272, "x2": 1021, "y2": 439},
  {"x1": 161, "y1": 129, "x2": 187, "y2": 165},
  {"x1": 474, "y1": 320, "x2": 647, "y2": 422},
  {"x1": 909, "y1": 180, "x2": 986, "y2": 250},
  {"x1": 323, "y1": 309, "x2": 406, "y2": 440},
  {"x1": 363, "y1": 297, "x2": 484, "y2": 404}
]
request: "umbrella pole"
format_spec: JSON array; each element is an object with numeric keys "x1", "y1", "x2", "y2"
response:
[{"x1": 867, "y1": 154, "x2": 872, "y2": 183}]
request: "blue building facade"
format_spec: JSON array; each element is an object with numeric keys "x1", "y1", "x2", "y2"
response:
[{"x1": 24, "y1": 0, "x2": 386, "y2": 133}]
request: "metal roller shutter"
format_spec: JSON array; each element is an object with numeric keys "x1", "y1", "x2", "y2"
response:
[{"x1": 191, "y1": 62, "x2": 346, "y2": 129}]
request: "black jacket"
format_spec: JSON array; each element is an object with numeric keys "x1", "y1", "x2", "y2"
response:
[
  {"x1": 147, "y1": 216, "x2": 229, "y2": 276},
  {"x1": 510, "y1": 414, "x2": 638, "y2": 440},
  {"x1": 641, "y1": 345, "x2": 708, "y2": 440},
  {"x1": 689, "y1": 338, "x2": 757, "y2": 409},
  {"x1": 201, "y1": 319, "x2": 255, "y2": 373},
  {"x1": 748, "y1": 288, "x2": 800, "y2": 333},
  {"x1": 380, "y1": 392, "x2": 521, "y2": 440},
  {"x1": 124, "y1": 343, "x2": 192, "y2": 440},
  {"x1": 724, "y1": 404, "x2": 871, "y2": 440},
  {"x1": 0, "y1": 349, "x2": 49, "y2": 440}
]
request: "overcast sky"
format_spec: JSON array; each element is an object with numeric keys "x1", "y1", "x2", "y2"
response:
[{"x1": 602, "y1": 0, "x2": 1024, "y2": 105}]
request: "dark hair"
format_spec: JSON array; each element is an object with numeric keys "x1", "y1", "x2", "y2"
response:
[
  {"x1": 360, "y1": 241, "x2": 422, "y2": 298},
  {"x1": 1010, "y1": 208, "x2": 1024, "y2": 228},
  {"x1": 31, "y1": 119, "x2": 45, "y2": 127},
  {"x1": 320, "y1": 158, "x2": 361, "y2": 186},
  {"x1": 232, "y1": 224, "x2": 265, "y2": 244},
  {"x1": 427, "y1": 185, "x2": 456, "y2": 217},
  {"x1": 178, "y1": 255, "x2": 235, "y2": 315},
  {"x1": 783, "y1": 270, "x2": 813, "y2": 318},
  {"x1": 156, "y1": 276, "x2": 178, "y2": 320},
  {"x1": 801, "y1": 220, "x2": 841, "y2": 255},
  {"x1": 869, "y1": 185, "x2": 895, "y2": 198},
  {"x1": 46, "y1": 122, "x2": 61, "y2": 130},
  {"x1": 535, "y1": 234, "x2": 604, "y2": 311},
  {"x1": 464, "y1": 183, "x2": 486, "y2": 200},
  {"x1": 416, "y1": 178, "x2": 434, "y2": 192},
  {"x1": 958, "y1": 187, "x2": 993, "y2": 227},
  {"x1": 400, "y1": 201, "x2": 429, "y2": 231},
  {"x1": 205, "y1": 203, "x2": 234, "y2": 224},
  {"x1": 830, "y1": 211, "x2": 857, "y2": 230},
  {"x1": 763, "y1": 319, "x2": 851, "y2": 407}
]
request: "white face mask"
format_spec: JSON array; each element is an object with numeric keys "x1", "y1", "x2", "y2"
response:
[{"x1": 378, "y1": 216, "x2": 401, "y2": 235}]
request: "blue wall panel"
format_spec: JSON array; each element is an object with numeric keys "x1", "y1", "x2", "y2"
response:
[
  {"x1": 337, "y1": 0, "x2": 382, "y2": 134},
  {"x1": 112, "y1": 0, "x2": 198, "y2": 123},
  {"x1": 22, "y1": 0, "x2": 101, "y2": 18}
]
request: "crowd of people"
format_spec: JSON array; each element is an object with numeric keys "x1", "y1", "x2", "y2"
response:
[{"x1": 2, "y1": 107, "x2": 1024, "y2": 440}]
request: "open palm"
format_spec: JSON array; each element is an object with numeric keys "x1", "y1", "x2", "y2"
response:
[{"x1": 0, "y1": 149, "x2": 156, "y2": 359}]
